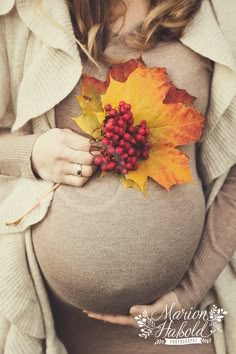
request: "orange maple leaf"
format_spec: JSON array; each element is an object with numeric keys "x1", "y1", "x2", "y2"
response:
[{"x1": 73, "y1": 57, "x2": 205, "y2": 195}]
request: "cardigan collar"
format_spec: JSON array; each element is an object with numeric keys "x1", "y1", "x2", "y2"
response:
[
  {"x1": 0, "y1": 0, "x2": 15, "y2": 15},
  {"x1": 12, "y1": 0, "x2": 83, "y2": 131},
  {"x1": 10, "y1": 0, "x2": 236, "y2": 132},
  {"x1": 16, "y1": 0, "x2": 80, "y2": 61},
  {"x1": 180, "y1": 0, "x2": 236, "y2": 73},
  {"x1": 180, "y1": 0, "x2": 236, "y2": 134}
]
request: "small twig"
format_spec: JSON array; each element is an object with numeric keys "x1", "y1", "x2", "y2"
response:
[{"x1": 5, "y1": 183, "x2": 61, "y2": 226}]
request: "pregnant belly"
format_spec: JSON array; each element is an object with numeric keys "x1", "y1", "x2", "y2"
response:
[{"x1": 32, "y1": 146, "x2": 206, "y2": 315}]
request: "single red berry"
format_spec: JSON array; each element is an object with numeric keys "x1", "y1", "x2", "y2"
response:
[
  {"x1": 133, "y1": 162, "x2": 138, "y2": 170},
  {"x1": 118, "y1": 119, "x2": 125, "y2": 127},
  {"x1": 136, "y1": 151, "x2": 141, "y2": 157},
  {"x1": 121, "y1": 168, "x2": 128, "y2": 174},
  {"x1": 142, "y1": 151, "x2": 149, "y2": 159},
  {"x1": 119, "y1": 101, "x2": 125, "y2": 107},
  {"x1": 107, "y1": 145, "x2": 115, "y2": 154},
  {"x1": 131, "y1": 156, "x2": 138, "y2": 164},
  {"x1": 124, "y1": 133, "x2": 131, "y2": 141},
  {"x1": 118, "y1": 128, "x2": 125, "y2": 136},
  {"x1": 123, "y1": 113, "x2": 130, "y2": 121},
  {"x1": 104, "y1": 156, "x2": 110, "y2": 163},
  {"x1": 124, "y1": 142, "x2": 131, "y2": 150},
  {"x1": 119, "y1": 160, "x2": 126, "y2": 167},
  {"x1": 124, "y1": 103, "x2": 131, "y2": 110},
  {"x1": 119, "y1": 139, "x2": 125, "y2": 147},
  {"x1": 145, "y1": 128, "x2": 150, "y2": 135},
  {"x1": 102, "y1": 137, "x2": 110, "y2": 145},
  {"x1": 105, "y1": 117, "x2": 115, "y2": 126},
  {"x1": 113, "y1": 134, "x2": 120, "y2": 142},
  {"x1": 101, "y1": 164, "x2": 108, "y2": 171},
  {"x1": 105, "y1": 132, "x2": 113, "y2": 139},
  {"x1": 128, "y1": 147, "x2": 135, "y2": 156},
  {"x1": 105, "y1": 123, "x2": 113, "y2": 132},
  {"x1": 128, "y1": 118, "x2": 134, "y2": 125},
  {"x1": 109, "y1": 109, "x2": 117, "y2": 116},
  {"x1": 94, "y1": 156, "x2": 102, "y2": 165},
  {"x1": 113, "y1": 125, "x2": 120, "y2": 133},
  {"x1": 146, "y1": 141, "x2": 152, "y2": 149},
  {"x1": 110, "y1": 117, "x2": 116, "y2": 124},
  {"x1": 127, "y1": 126, "x2": 135, "y2": 134},
  {"x1": 126, "y1": 162, "x2": 133, "y2": 170},
  {"x1": 107, "y1": 161, "x2": 116, "y2": 170},
  {"x1": 104, "y1": 104, "x2": 111, "y2": 111},
  {"x1": 138, "y1": 127, "x2": 145, "y2": 135},
  {"x1": 122, "y1": 153, "x2": 129, "y2": 160},
  {"x1": 141, "y1": 120, "x2": 146, "y2": 126},
  {"x1": 115, "y1": 146, "x2": 124, "y2": 155},
  {"x1": 131, "y1": 138, "x2": 136, "y2": 145},
  {"x1": 135, "y1": 134, "x2": 142, "y2": 142},
  {"x1": 115, "y1": 165, "x2": 121, "y2": 172}
]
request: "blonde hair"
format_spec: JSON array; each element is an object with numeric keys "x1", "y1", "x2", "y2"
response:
[
  {"x1": 66, "y1": 0, "x2": 202, "y2": 65},
  {"x1": 37, "y1": 0, "x2": 202, "y2": 66}
]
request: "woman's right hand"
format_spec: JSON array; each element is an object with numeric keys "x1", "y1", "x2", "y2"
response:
[{"x1": 31, "y1": 128, "x2": 101, "y2": 186}]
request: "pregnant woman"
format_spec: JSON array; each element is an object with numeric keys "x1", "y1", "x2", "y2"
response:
[{"x1": 0, "y1": 0, "x2": 236, "y2": 353}]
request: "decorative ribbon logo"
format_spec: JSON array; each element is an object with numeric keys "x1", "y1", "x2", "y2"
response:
[{"x1": 135, "y1": 303, "x2": 227, "y2": 345}]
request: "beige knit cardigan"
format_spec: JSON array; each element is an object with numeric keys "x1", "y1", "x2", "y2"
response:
[{"x1": 0, "y1": 0, "x2": 236, "y2": 353}]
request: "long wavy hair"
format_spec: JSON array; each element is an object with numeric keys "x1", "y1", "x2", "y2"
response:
[{"x1": 39, "y1": 0, "x2": 202, "y2": 65}]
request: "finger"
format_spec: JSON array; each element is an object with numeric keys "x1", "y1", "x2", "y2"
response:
[
  {"x1": 63, "y1": 163, "x2": 98, "y2": 177},
  {"x1": 62, "y1": 147, "x2": 101, "y2": 165},
  {"x1": 129, "y1": 292, "x2": 179, "y2": 318},
  {"x1": 63, "y1": 129, "x2": 98, "y2": 152},
  {"x1": 86, "y1": 313, "x2": 138, "y2": 328},
  {"x1": 130, "y1": 305, "x2": 156, "y2": 317},
  {"x1": 59, "y1": 175, "x2": 89, "y2": 187}
]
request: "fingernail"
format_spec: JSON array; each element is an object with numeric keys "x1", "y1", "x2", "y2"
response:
[
  {"x1": 130, "y1": 306, "x2": 143, "y2": 315},
  {"x1": 87, "y1": 313, "x2": 95, "y2": 318},
  {"x1": 130, "y1": 307, "x2": 137, "y2": 315}
]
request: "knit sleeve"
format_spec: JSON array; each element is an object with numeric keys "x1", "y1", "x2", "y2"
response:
[
  {"x1": 0, "y1": 15, "x2": 40, "y2": 180},
  {"x1": 173, "y1": 164, "x2": 236, "y2": 309},
  {"x1": 0, "y1": 131, "x2": 41, "y2": 179}
]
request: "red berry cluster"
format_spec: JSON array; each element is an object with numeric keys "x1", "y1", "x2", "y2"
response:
[{"x1": 94, "y1": 101, "x2": 152, "y2": 175}]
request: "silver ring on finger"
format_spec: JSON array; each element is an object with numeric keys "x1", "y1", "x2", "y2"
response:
[{"x1": 76, "y1": 163, "x2": 83, "y2": 177}]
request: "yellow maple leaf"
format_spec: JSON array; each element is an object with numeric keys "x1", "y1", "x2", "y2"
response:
[{"x1": 73, "y1": 57, "x2": 205, "y2": 195}]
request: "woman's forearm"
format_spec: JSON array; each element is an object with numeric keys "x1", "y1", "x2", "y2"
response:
[
  {"x1": 0, "y1": 130, "x2": 40, "y2": 179},
  {"x1": 174, "y1": 163, "x2": 236, "y2": 309}
]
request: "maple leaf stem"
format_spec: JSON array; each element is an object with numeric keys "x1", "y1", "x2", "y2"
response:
[
  {"x1": 5, "y1": 183, "x2": 61, "y2": 226},
  {"x1": 89, "y1": 131, "x2": 103, "y2": 151}
]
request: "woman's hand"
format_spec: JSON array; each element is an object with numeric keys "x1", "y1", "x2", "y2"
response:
[
  {"x1": 83, "y1": 290, "x2": 183, "y2": 328},
  {"x1": 32, "y1": 128, "x2": 100, "y2": 186}
]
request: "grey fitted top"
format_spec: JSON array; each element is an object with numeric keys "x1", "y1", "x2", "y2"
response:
[{"x1": 32, "y1": 39, "x2": 213, "y2": 315}]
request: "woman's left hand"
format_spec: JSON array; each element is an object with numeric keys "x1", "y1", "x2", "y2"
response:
[{"x1": 83, "y1": 290, "x2": 183, "y2": 328}]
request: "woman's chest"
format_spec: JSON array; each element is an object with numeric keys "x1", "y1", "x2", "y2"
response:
[{"x1": 55, "y1": 40, "x2": 213, "y2": 134}]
